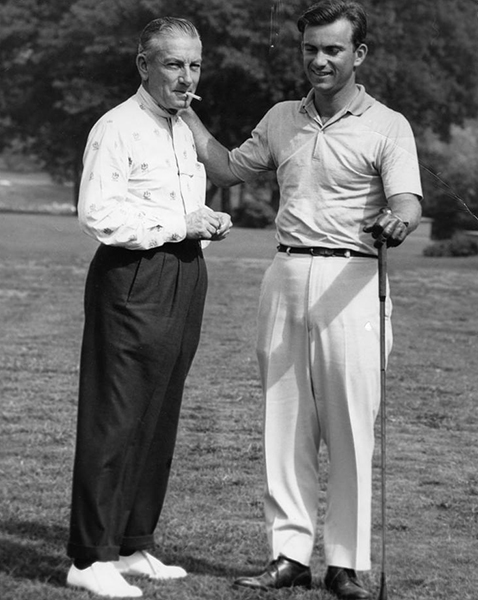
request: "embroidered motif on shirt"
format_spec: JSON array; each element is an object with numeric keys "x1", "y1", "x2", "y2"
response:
[{"x1": 79, "y1": 89, "x2": 208, "y2": 249}]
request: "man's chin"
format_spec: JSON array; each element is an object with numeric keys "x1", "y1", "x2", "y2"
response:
[
  {"x1": 312, "y1": 83, "x2": 336, "y2": 96},
  {"x1": 168, "y1": 97, "x2": 191, "y2": 113}
]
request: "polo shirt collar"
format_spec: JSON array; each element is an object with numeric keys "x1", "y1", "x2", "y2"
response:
[
  {"x1": 299, "y1": 84, "x2": 375, "y2": 120},
  {"x1": 136, "y1": 85, "x2": 177, "y2": 120}
]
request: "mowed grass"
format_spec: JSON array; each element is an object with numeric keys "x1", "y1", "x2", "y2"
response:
[
  {"x1": 0, "y1": 171, "x2": 76, "y2": 215},
  {"x1": 0, "y1": 211, "x2": 477, "y2": 600}
]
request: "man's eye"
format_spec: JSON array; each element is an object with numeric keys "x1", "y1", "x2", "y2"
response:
[{"x1": 190, "y1": 64, "x2": 201, "y2": 72}]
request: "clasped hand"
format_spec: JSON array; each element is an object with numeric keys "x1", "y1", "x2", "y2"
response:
[
  {"x1": 185, "y1": 207, "x2": 232, "y2": 241},
  {"x1": 363, "y1": 208, "x2": 409, "y2": 248}
]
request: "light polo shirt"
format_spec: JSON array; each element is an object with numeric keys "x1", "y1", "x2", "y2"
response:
[
  {"x1": 229, "y1": 85, "x2": 422, "y2": 255},
  {"x1": 78, "y1": 85, "x2": 206, "y2": 250}
]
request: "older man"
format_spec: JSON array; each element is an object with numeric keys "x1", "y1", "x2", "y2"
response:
[
  {"x1": 66, "y1": 17, "x2": 231, "y2": 598},
  {"x1": 182, "y1": 1, "x2": 422, "y2": 598}
]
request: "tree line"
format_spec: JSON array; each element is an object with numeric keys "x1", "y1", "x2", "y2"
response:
[{"x1": 1, "y1": 0, "x2": 477, "y2": 234}]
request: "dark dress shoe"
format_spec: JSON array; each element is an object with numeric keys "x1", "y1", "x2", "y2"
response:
[
  {"x1": 324, "y1": 566, "x2": 370, "y2": 599},
  {"x1": 233, "y1": 555, "x2": 312, "y2": 591}
]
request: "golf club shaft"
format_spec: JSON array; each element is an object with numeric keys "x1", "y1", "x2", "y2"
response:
[{"x1": 378, "y1": 243, "x2": 388, "y2": 600}]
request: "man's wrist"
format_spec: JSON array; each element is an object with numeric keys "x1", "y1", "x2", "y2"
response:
[{"x1": 380, "y1": 207, "x2": 409, "y2": 228}]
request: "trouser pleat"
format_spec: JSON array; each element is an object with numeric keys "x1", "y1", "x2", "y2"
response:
[
  {"x1": 256, "y1": 254, "x2": 392, "y2": 570},
  {"x1": 68, "y1": 241, "x2": 207, "y2": 561}
]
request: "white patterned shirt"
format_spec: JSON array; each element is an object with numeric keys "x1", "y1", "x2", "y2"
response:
[{"x1": 78, "y1": 86, "x2": 206, "y2": 250}]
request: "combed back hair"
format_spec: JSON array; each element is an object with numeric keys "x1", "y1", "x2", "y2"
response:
[
  {"x1": 297, "y1": 0, "x2": 367, "y2": 48},
  {"x1": 138, "y1": 17, "x2": 200, "y2": 56}
]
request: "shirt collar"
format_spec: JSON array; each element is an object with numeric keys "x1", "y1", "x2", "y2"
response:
[
  {"x1": 135, "y1": 85, "x2": 177, "y2": 120},
  {"x1": 299, "y1": 84, "x2": 375, "y2": 119}
]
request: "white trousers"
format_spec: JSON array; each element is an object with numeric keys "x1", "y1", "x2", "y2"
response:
[{"x1": 256, "y1": 253, "x2": 392, "y2": 571}]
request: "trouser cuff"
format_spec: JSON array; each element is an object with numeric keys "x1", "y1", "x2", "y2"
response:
[{"x1": 67, "y1": 542, "x2": 120, "y2": 562}]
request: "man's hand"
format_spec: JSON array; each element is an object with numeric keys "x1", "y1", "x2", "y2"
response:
[
  {"x1": 210, "y1": 211, "x2": 233, "y2": 241},
  {"x1": 363, "y1": 207, "x2": 409, "y2": 248},
  {"x1": 185, "y1": 207, "x2": 233, "y2": 241},
  {"x1": 185, "y1": 207, "x2": 221, "y2": 240}
]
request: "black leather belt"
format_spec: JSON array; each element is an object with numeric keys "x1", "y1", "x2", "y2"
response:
[{"x1": 277, "y1": 244, "x2": 375, "y2": 258}]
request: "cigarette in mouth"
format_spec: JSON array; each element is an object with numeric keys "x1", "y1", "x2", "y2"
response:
[{"x1": 185, "y1": 91, "x2": 202, "y2": 101}]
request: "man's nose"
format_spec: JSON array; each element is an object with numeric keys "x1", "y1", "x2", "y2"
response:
[
  {"x1": 179, "y1": 66, "x2": 193, "y2": 84},
  {"x1": 312, "y1": 51, "x2": 327, "y2": 67}
]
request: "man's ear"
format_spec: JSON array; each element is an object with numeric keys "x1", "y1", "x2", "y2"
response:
[
  {"x1": 354, "y1": 43, "x2": 368, "y2": 68},
  {"x1": 136, "y1": 53, "x2": 149, "y2": 81}
]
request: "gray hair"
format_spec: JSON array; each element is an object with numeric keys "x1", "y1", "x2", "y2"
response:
[{"x1": 138, "y1": 17, "x2": 200, "y2": 57}]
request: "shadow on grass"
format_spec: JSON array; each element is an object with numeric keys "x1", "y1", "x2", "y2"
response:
[
  {"x1": 153, "y1": 548, "x2": 270, "y2": 579},
  {"x1": 0, "y1": 518, "x2": 256, "y2": 584},
  {"x1": 0, "y1": 519, "x2": 69, "y2": 587}
]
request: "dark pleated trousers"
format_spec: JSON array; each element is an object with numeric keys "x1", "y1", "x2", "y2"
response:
[{"x1": 67, "y1": 240, "x2": 207, "y2": 562}]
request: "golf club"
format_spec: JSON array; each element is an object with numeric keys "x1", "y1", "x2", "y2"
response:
[{"x1": 377, "y1": 242, "x2": 388, "y2": 600}]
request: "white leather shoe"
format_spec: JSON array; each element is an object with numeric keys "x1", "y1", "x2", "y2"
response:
[
  {"x1": 112, "y1": 551, "x2": 187, "y2": 580},
  {"x1": 67, "y1": 562, "x2": 143, "y2": 597}
]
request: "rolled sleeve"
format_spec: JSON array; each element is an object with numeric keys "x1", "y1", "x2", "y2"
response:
[{"x1": 229, "y1": 112, "x2": 276, "y2": 181}]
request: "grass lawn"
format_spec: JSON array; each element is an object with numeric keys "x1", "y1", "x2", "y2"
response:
[
  {"x1": 0, "y1": 207, "x2": 477, "y2": 600},
  {"x1": 0, "y1": 170, "x2": 76, "y2": 215}
]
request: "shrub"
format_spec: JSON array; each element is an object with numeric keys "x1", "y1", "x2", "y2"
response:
[
  {"x1": 233, "y1": 197, "x2": 276, "y2": 229},
  {"x1": 423, "y1": 233, "x2": 478, "y2": 257}
]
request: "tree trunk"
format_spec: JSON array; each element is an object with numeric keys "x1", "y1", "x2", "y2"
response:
[
  {"x1": 221, "y1": 187, "x2": 231, "y2": 213},
  {"x1": 270, "y1": 177, "x2": 280, "y2": 212},
  {"x1": 206, "y1": 183, "x2": 218, "y2": 206},
  {"x1": 73, "y1": 144, "x2": 83, "y2": 214}
]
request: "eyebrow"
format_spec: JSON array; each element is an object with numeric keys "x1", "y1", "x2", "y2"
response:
[
  {"x1": 303, "y1": 42, "x2": 346, "y2": 50},
  {"x1": 161, "y1": 56, "x2": 202, "y2": 64}
]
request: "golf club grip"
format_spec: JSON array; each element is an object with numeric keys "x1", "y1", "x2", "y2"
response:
[{"x1": 378, "y1": 243, "x2": 387, "y2": 300}]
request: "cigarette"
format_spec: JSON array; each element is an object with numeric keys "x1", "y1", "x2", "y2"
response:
[{"x1": 185, "y1": 91, "x2": 202, "y2": 101}]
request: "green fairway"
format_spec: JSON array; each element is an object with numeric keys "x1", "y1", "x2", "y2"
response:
[{"x1": 0, "y1": 213, "x2": 477, "y2": 600}]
